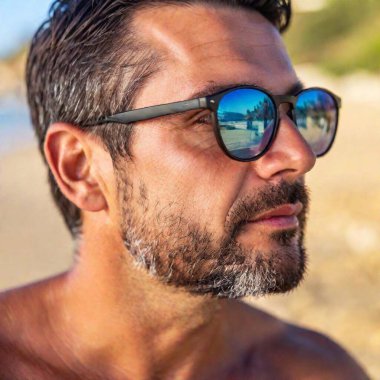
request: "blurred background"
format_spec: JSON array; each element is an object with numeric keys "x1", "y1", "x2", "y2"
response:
[{"x1": 0, "y1": 0, "x2": 379, "y2": 378}]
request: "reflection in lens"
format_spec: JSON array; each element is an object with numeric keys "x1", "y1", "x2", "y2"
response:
[
  {"x1": 217, "y1": 89, "x2": 276, "y2": 160},
  {"x1": 295, "y1": 89, "x2": 338, "y2": 156}
]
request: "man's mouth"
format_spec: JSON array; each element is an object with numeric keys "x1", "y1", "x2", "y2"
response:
[{"x1": 246, "y1": 202, "x2": 303, "y2": 229}]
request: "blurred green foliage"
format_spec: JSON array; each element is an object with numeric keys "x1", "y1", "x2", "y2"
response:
[{"x1": 285, "y1": 0, "x2": 380, "y2": 75}]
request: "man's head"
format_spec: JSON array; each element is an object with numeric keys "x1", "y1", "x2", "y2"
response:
[
  {"x1": 26, "y1": 0, "x2": 292, "y2": 235},
  {"x1": 26, "y1": 0, "x2": 318, "y2": 298}
]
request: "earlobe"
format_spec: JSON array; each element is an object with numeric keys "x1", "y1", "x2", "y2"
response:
[{"x1": 44, "y1": 123, "x2": 108, "y2": 212}]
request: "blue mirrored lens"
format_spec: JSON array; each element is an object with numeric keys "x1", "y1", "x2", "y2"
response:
[
  {"x1": 295, "y1": 89, "x2": 338, "y2": 156},
  {"x1": 217, "y1": 89, "x2": 276, "y2": 160}
]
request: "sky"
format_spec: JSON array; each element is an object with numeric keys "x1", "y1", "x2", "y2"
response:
[{"x1": 0, "y1": 0, "x2": 53, "y2": 58}]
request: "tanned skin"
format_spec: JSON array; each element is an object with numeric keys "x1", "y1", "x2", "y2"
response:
[{"x1": 0, "y1": 4, "x2": 369, "y2": 379}]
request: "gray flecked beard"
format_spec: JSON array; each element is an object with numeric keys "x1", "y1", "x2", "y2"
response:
[{"x1": 117, "y1": 170, "x2": 309, "y2": 299}]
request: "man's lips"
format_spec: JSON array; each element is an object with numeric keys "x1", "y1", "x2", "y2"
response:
[{"x1": 246, "y1": 202, "x2": 303, "y2": 229}]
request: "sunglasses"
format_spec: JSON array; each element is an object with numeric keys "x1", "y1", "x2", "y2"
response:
[{"x1": 87, "y1": 85, "x2": 341, "y2": 162}]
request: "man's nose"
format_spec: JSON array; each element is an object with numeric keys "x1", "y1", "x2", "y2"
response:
[{"x1": 252, "y1": 109, "x2": 316, "y2": 181}]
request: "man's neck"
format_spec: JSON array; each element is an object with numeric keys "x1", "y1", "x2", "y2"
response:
[{"x1": 37, "y1": 227, "x2": 240, "y2": 379}]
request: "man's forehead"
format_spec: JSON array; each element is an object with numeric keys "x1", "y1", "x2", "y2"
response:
[
  {"x1": 134, "y1": 4, "x2": 282, "y2": 65},
  {"x1": 131, "y1": 3, "x2": 297, "y2": 106}
]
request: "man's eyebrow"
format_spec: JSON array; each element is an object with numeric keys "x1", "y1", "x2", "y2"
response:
[
  {"x1": 285, "y1": 80, "x2": 304, "y2": 96},
  {"x1": 188, "y1": 80, "x2": 305, "y2": 100},
  {"x1": 188, "y1": 81, "x2": 256, "y2": 99}
]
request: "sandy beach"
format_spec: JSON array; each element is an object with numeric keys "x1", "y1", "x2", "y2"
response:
[{"x1": 1, "y1": 66, "x2": 380, "y2": 378}]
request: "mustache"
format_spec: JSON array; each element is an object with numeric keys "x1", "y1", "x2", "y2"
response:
[{"x1": 226, "y1": 180, "x2": 310, "y2": 236}]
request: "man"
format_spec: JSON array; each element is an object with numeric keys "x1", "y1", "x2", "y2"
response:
[{"x1": 0, "y1": 0, "x2": 369, "y2": 379}]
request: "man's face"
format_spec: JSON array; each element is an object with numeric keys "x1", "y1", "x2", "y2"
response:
[{"x1": 112, "y1": 4, "x2": 316, "y2": 297}]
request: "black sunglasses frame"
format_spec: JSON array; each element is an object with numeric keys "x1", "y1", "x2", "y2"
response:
[{"x1": 87, "y1": 85, "x2": 342, "y2": 162}]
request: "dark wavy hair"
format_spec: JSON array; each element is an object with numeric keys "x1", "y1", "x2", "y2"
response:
[{"x1": 26, "y1": 0, "x2": 292, "y2": 237}]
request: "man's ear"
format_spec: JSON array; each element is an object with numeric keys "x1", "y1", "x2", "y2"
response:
[{"x1": 44, "y1": 123, "x2": 107, "y2": 212}]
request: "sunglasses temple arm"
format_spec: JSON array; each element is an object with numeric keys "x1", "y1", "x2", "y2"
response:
[{"x1": 95, "y1": 98, "x2": 208, "y2": 125}]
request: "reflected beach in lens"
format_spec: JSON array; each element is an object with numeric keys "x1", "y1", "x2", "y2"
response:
[
  {"x1": 217, "y1": 89, "x2": 276, "y2": 160},
  {"x1": 295, "y1": 89, "x2": 337, "y2": 156}
]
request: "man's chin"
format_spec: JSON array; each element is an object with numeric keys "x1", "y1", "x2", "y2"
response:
[{"x1": 159, "y1": 245, "x2": 307, "y2": 299}]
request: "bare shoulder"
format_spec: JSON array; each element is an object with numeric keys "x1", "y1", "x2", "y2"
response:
[
  {"x1": 0, "y1": 287, "x2": 27, "y2": 378},
  {"x1": 0, "y1": 277, "x2": 64, "y2": 343},
  {"x1": 230, "y1": 301, "x2": 370, "y2": 380},
  {"x1": 0, "y1": 287, "x2": 20, "y2": 342},
  {"x1": 276, "y1": 322, "x2": 370, "y2": 379},
  {"x1": 0, "y1": 277, "x2": 65, "y2": 378},
  {"x1": 0, "y1": 281, "x2": 46, "y2": 333}
]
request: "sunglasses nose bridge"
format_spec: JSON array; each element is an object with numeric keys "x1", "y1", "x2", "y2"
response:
[
  {"x1": 275, "y1": 95, "x2": 297, "y2": 122},
  {"x1": 275, "y1": 95, "x2": 297, "y2": 107}
]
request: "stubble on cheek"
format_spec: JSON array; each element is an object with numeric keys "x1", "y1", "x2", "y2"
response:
[{"x1": 116, "y1": 165, "x2": 310, "y2": 298}]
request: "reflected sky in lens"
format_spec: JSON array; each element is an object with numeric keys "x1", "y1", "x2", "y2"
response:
[
  {"x1": 295, "y1": 89, "x2": 337, "y2": 156},
  {"x1": 217, "y1": 89, "x2": 276, "y2": 160},
  {"x1": 218, "y1": 89, "x2": 271, "y2": 116}
]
